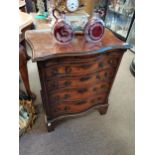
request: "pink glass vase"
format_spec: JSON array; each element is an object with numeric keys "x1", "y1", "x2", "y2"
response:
[
  {"x1": 52, "y1": 9, "x2": 74, "y2": 44},
  {"x1": 84, "y1": 10, "x2": 105, "y2": 42}
]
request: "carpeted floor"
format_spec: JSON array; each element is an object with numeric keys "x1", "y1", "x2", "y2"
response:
[{"x1": 19, "y1": 50, "x2": 135, "y2": 155}]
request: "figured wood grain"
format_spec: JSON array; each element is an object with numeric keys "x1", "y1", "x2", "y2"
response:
[
  {"x1": 27, "y1": 27, "x2": 130, "y2": 131},
  {"x1": 37, "y1": 49, "x2": 124, "y2": 118},
  {"x1": 45, "y1": 69, "x2": 112, "y2": 91},
  {"x1": 25, "y1": 28, "x2": 130, "y2": 61}
]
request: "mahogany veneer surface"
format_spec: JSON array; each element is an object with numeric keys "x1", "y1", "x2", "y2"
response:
[
  {"x1": 26, "y1": 28, "x2": 130, "y2": 131},
  {"x1": 25, "y1": 29, "x2": 129, "y2": 61}
]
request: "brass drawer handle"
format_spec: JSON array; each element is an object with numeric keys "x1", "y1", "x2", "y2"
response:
[
  {"x1": 98, "y1": 62, "x2": 104, "y2": 68},
  {"x1": 108, "y1": 59, "x2": 117, "y2": 67},
  {"x1": 64, "y1": 81, "x2": 71, "y2": 87},
  {"x1": 65, "y1": 67, "x2": 72, "y2": 74},
  {"x1": 75, "y1": 100, "x2": 86, "y2": 105},
  {"x1": 108, "y1": 59, "x2": 113, "y2": 64},
  {"x1": 96, "y1": 75, "x2": 104, "y2": 80},
  {"x1": 51, "y1": 69, "x2": 59, "y2": 75},
  {"x1": 80, "y1": 76, "x2": 91, "y2": 81},
  {"x1": 64, "y1": 106, "x2": 70, "y2": 111},
  {"x1": 77, "y1": 88, "x2": 88, "y2": 93},
  {"x1": 64, "y1": 94, "x2": 70, "y2": 99},
  {"x1": 80, "y1": 64, "x2": 92, "y2": 69}
]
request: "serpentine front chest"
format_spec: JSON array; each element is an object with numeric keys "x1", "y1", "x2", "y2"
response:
[{"x1": 26, "y1": 29, "x2": 130, "y2": 132}]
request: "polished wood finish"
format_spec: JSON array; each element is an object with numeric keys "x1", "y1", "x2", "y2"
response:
[
  {"x1": 26, "y1": 28, "x2": 130, "y2": 132},
  {"x1": 19, "y1": 11, "x2": 36, "y2": 100},
  {"x1": 19, "y1": 45, "x2": 36, "y2": 100},
  {"x1": 26, "y1": 29, "x2": 129, "y2": 61}
]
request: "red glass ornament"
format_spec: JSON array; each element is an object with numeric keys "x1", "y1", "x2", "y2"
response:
[
  {"x1": 53, "y1": 21, "x2": 74, "y2": 44},
  {"x1": 52, "y1": 9, "x2": 74, "y2": 44},
  {"x1": 84, "y1": 12, "x2": 105, "y2": 42}
]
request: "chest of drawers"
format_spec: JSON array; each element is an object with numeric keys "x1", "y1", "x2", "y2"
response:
[{"x1": 26, "y1": 29, "x2": 130, "y2": 132}]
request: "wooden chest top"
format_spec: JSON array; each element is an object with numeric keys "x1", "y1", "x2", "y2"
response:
[{"x1": 25, "y1": 28, "x2": 130, "y2": 62}]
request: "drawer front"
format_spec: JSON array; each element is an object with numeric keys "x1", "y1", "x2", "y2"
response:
[
  {"x1": 44, "y1": 51, "x2": 122, "y2": 79},
  {"x1": 46, "y1": 68, "x2": 115, "y2": 91},
  {"x1": 48, "y1": 81, "x2": 110, "y2": 104},
  {"x1": 44, "y1": 54, "x2": 102, "y2": 67},
  {"x1": 49, "y1": 92, "x2": 107, "y2": 117},
  {"x1": 38, "y1": 50, "x2": 124, "y2": 119},
  {"x1": 44, "y1": 51, "x2": 122, "y2": 67}
]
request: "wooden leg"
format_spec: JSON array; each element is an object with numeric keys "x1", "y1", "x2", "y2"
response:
[
  {"x1": 46, "y1": 122, "x2": 55, "y2": 132},
  {"x1": 19, "y1": 45, "x2": 36, "y2": 100},
  {"x1": 98, "y1": 101, "x2": 109, "y2": 115},
  {"x1": 98, "y1": 106, "x2": 108, "y2": 115},
  {"x1": 45, "y1": 115, "x2": 56, "y2": 132},
  {"x1": 20, "y1": 39, "x2": 31, "y2": 61}
]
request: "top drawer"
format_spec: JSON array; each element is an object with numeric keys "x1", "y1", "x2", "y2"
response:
[
  {"x1": 44, "y1": 50, "x2": 122, "y2": 67},
  {"x1": 43, "y1": 51, "x2": 122, "y2": 79}
]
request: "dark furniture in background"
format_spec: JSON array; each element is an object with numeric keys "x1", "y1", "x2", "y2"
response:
[
  {"x1": 25, "y1": 0, "x2": 33, "y2": 13},
  {"x1": 26, "y1": 28, "x2": 130, "y2": 132},
  {"x1": 25, "y1": 0, "x2": 48, "y2": 13}
]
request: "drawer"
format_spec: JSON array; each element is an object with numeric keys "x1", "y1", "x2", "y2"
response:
[
  {"x1": 45, "y1": 61, "x2": 102, "y2": 78},
  {"x1": 44, "y1": 54, "x2": 120, "y2": 79},
  {"x1": 48, "y1": 81, "x2": 110, "y2": 104},
  {"x1": 44, "y1": 50, "x2": 123, "y2": 68},
  {"x1": 46, "y1": 68, "x2": 115, "y2": 91},
  {"x1": 50, "y1": 93, "x2": 107, "y2": 116},
  {"x1": 44, "y1": 54, "x2": 102, "y2": 67}
]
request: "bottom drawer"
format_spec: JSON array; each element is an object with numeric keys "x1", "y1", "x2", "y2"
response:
[{"x1": 49, "y1": 92, "x2": 107, "y2": 117}]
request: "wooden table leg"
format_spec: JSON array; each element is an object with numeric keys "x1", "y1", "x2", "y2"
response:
[{"x1": 19, "y1": 44, "x2": 36, "y2": 100}]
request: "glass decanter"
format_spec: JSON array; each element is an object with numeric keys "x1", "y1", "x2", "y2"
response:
[
  {"x1": 52, "y1": 8, "x2": 74, "y2": 44},
  {"x1": 84, "y1": 9, "x2": 105, "y2": 42}
]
